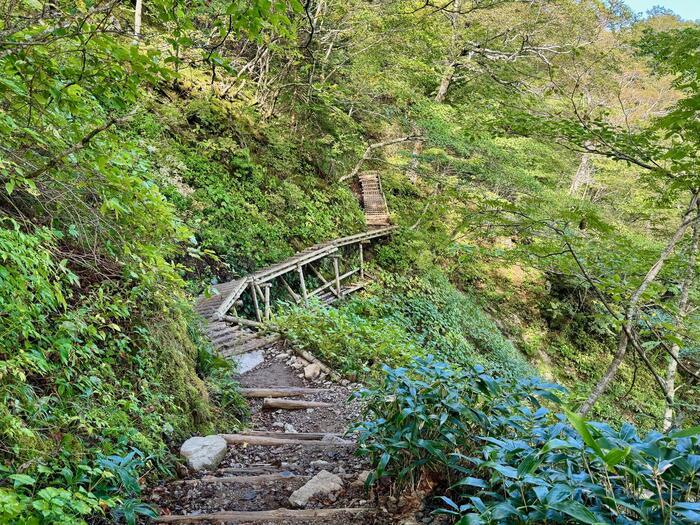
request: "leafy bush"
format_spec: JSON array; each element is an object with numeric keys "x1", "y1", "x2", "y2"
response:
[
  {"x1": 356, "y1": 357, "x2": 700, "y2": 524},
  {"x1": 275, "y1": 300, "x2": 422, "y2": 377},
  {"x1": 0, "y1": 221, "x2": 245, "y2": 523}
]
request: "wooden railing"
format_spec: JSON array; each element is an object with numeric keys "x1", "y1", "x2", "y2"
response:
[{"x1": 195, "y1": 226, "x2": 396, "y2": 324}]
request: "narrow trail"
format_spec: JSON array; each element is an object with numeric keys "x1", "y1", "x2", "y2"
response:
[
  {"x1": 148, "y1": 341, "x2": 396, "y2": 524},
  {"x1": 147, "y1": 173, "x2": 408, "y2": 523}
]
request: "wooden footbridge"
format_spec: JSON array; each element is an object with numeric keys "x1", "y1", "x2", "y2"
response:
[{"x1": 195, "y1": 172, "x2": 393, "y2": 358}]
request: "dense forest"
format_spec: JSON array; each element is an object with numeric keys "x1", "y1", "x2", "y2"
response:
[{"x1": 1, "y1": 0, "x2": 699, "y2": 523}]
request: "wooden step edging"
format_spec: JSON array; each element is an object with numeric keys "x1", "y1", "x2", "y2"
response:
[
  {"x1": 219, "y1": 433, "x2": 354, "y2": 447},
  {"x1": 245, "y1": 430, "x2": 343, "y2": 440},
  {"x1": 240, "y1": 387, "x2": 329, "y2": 398},
  {"x1": 155, "y1": 507, "x2": 370, "y2": 523},
  {"x1": 173, "y1": 472, "x2": 305, "y2": 485},
  {"x1": 262, "y1": 398, "x2": 333, "y2": 410}
]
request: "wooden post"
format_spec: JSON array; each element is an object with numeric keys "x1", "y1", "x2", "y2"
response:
[
  {"x1": 250, "y1": 282, "x2": 262, "y2": 322},
  {"x1": 280, "y1": 275, "x2": 301, "y2": 303},
  {"x1": 359, "y1": 242, "x2": 365, "y2": 279},
  {"x1": 297, "y1": 264, "x2": 308, "y2": 304},
  {"x1": 263, "y1": 283, "x2": 271, "y2": 321},
  {"x1": 309, "y1": 263, "x2": 339, "y2": 298},
  {"x1": 332, "y1": 254, "x2": 342, "y2": 297}
]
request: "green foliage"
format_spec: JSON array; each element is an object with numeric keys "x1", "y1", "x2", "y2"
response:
[
  {"x1": 277, "y1": 271, "x2": 531, "y2": 379},
  {"x1": 357, "y1": 358, "x2": 700, "y2": 524},
  {"x1": 276, "y1": 299, "x2": 422, "y2": 377},
  {"x1": 0, "y1": 218, "x2": 246, "y2": 523}
]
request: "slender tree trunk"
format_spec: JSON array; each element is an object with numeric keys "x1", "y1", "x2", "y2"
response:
[
  {"x1": 134, "y1": 0, "x2": 143, "y2": 41},
  {"x1": 579, "y1": 191, "x2": 700, "y2": 415},
  {"x1": 663, "y1": 201, "x2": 700, "y2": 429}
]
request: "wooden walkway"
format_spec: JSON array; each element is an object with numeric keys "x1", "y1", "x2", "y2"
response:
[
  {"x1": 359, "y1": 172, "x2": 390, "y2": 228},
  {"x1": 195, "y1": 226, "x2": 395, "y2": 355},
  {"x1": 195, "y1": 171, "x2": 393, "y2": 356}
]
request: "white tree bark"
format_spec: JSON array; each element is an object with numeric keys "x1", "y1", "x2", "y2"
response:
[
  {"x1": 663, "y1": 202, "x2": 700, "y2": 430},
  {"x1": 134, "y1": 0, "x2": 143, "y2": 42},
  {"x1": 579, "y1": 191, "x2": 700, "y2": 415}
]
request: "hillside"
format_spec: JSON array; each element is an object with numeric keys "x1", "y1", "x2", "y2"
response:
[{"x1": 1, "y1": 1, "x2": 699, "y2": 523}]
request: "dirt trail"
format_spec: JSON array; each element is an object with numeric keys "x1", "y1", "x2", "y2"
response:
[{"x1": 148, "y1": 342, "x2": 396, "y2": 524}]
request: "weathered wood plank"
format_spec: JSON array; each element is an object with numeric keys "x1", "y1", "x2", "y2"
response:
[
  {"x1": 262, "y1": 398, "x2": 333, "y2": 410},
  {"x1": 219, "y1": 433, "x2": 354, "y2": 447},
  {"x1": 240, "y1": 387, "x2": 330, "y2": 398},
  {"x1": 155, "y1": 507, "x2": 370, "y2": 523}
]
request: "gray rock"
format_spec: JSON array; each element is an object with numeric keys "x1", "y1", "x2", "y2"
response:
[
  {"x1": 288, "y1": 469, "x2": 343, "y2": 507},
  {"x1": 180, "y1": 435, "x2": 227, "y2": 471},
  {"x1": 284, "y1": 423, "x2": 297, "y2": 433},
  {"x1": 321, "y1": 434, "x2": 352, "y2": 445},
  {"x1": 232, "y1": 350, "x2": 264, "y2": 374},
  {"x1": 304, "y1": 363, "x2": 321, "y2": 380}
]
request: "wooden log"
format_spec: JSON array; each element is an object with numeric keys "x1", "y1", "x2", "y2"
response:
[
  {"x1": 155, "y1": 507, "x2": 370, "y2": 523},
  {"x1": 309, "y1": 268, "x2": 358, "y2": 297},
  {"x1": 297, "y1": 264, "x2": 308, "y2": 303},
  {"x1": 359, "y1": 242, "x2": 365, "y2": 279},
  {"x1": 262, "y1": 398, "x2": 333, "y2": 410},
  {"x1": 217, "y1": 465, "x2": 279, "y2": 475},
  {"x1": 239, "y1": 387, "x2": 330, "y2": 398},
  {"x1": 219, "y1": 433, "x2": 354, "y2": 447},
  {"x1": 331, "y1": 254, "x2": 342, "y2": 297},
  {"x1": 244, "y1": 430, "x2": 342, "y2": 440},
  {"x1": 293, "y1": 348, "x2": 334, "y2": 376},
  {"x1": 279, "y1": 275, "x2": 301, "y2": 303},
  {"x1": 174, "y1": 472, "x2": 303, "y2": 485},
  {"x1": 222, "y1": 315, "x2": 264, "y2": 328},
  {"x1": 308, "y1": 264, "x2": 339, "y2": 298},
  {"x1": 250, "y1": 281, "x2": 262, "y2": 322},
  {"x1": 263, "y1": 282, "x2": 271, "y2": 321}
]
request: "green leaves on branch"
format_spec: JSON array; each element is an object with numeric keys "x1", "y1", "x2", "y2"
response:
[{"x1": 357, "y1": 358, "x2": 700, "y2": 524}]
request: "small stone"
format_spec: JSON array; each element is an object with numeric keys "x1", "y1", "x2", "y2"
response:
[
  {"x1": 180, "y1": 435, "x2": 227, "y2": 471},
  {"x1": 321, "y1": 434, "x2": 352, "y2": 445},
  {"x1": 284, "y1": 423, "x2": 297, "y2": 433},
  {"x1": 272, "y1": 421, "x2": 285, "y2": 428},
  {"x1": 240, "y1": 488, "x2": 257, "y2": 501},
  {"x1": 357, "y1": 470, "x2": 371, "y2": 483},
  {"x1": 304, "y1": 363, "x2": 321, "y2": 380},
  {"x1": 340, "y1": 379, "x2": 350, "y2": 386},
  {"x1": 288, "y1": 470, "x2": 343, "y2": 507},
  {"x1": 310, "y1": 460, "x2": 331, "y2": 468}
]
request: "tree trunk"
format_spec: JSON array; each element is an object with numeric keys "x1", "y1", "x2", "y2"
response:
[
  {"x1": 663, "y1": 201, "x2": 700, "y2": 429},
  {"x1": 579, "y1": 191, "x2": 700, "y2": 415},
  {"x1": 134, "y1": 0, "x2": 143, "y2": 41}
]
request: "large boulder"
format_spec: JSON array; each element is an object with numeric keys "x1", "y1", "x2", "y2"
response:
[
  {"x1": 288, "y1": 469, "x2": 343, "y2": 507},
  {"x1": 180, "y1": 435, "x2": 227, "y2": 471}
]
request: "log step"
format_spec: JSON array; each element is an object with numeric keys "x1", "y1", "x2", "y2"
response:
[
  {"x1": 219, "y1": 433, "x2": 354, "y2": 447},
  {"x1": 245, "y1": 430, "x2": 343, "y2": 440},
  {"x1": 262, "y1": 398, "x2": 333, "y2": 410},
  {"x1": 240, "y1": 387, "x2": 330, "y2": 398},
  {"x1": 173, "y1": 472, "x2": 303, "y2": 485},
  {"x1": 155, "y1": 507, "x2": 370, "y2": 523}
]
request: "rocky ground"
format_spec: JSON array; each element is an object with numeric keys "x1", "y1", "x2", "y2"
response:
[{"x1": 147, "y1": 341, "x2": 446, "y2": 524}]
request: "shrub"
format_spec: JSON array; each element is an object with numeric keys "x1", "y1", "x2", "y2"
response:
[
  {"x1": 275, "y1": 300, "x2": 422, "y2": 377},
  {"x1": 356, "y1": 357, "x2": 700, "y2": 524}
]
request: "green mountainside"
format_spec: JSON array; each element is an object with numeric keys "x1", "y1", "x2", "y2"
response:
[{"x1": 1, "y1": 1, "x2": 699, "y2": 523}]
